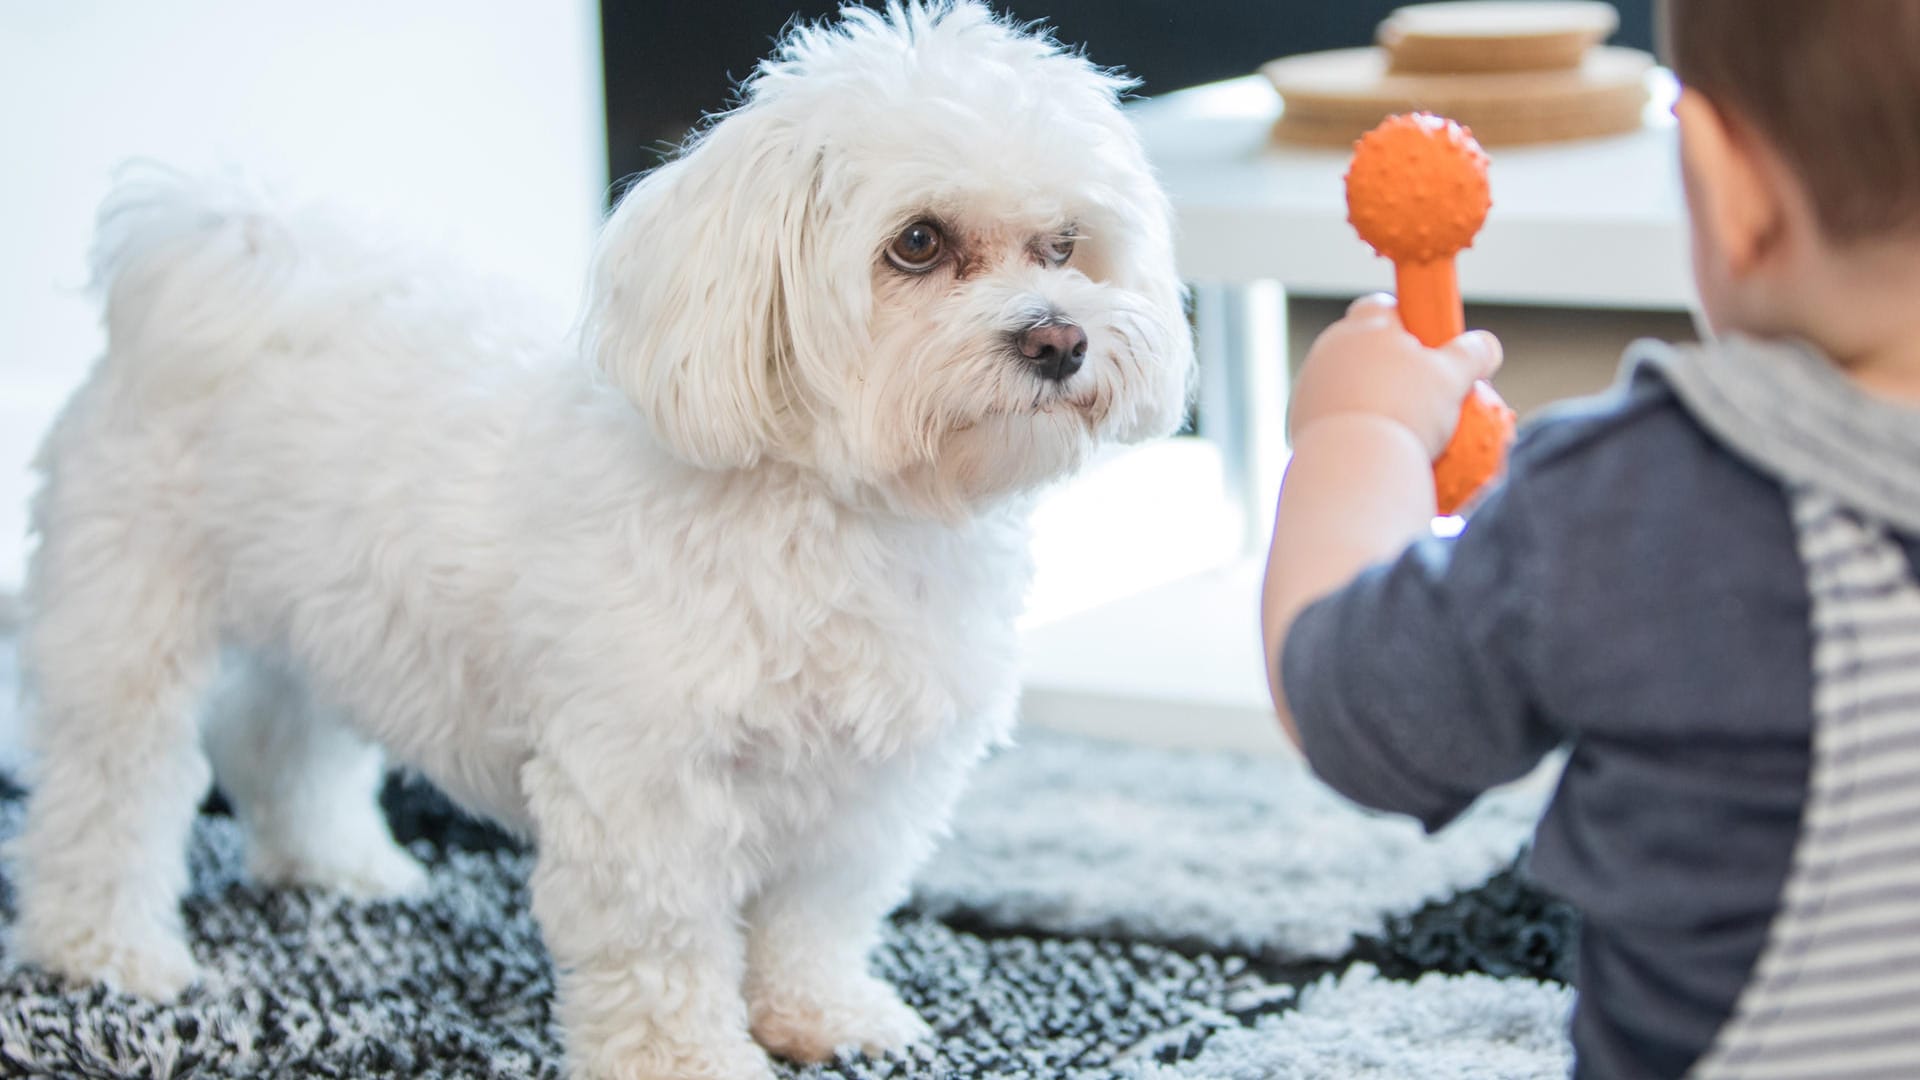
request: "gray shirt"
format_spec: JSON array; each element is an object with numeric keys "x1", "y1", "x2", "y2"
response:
[{"x1": 1281, "y1": 340, "x2": 1920, "y2": 1079}]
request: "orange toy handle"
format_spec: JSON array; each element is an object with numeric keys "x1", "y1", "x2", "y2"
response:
[
  {"x1": 1392, "y1": 256, "x2": 1513, "y2": 515},
  {"x1": 1393, "y1": 260, "x2": 1465, "y2": 349}
]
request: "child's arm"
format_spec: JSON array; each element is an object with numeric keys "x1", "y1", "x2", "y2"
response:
[{"x1": 1261, "y1": 294, "x2": 1502, "y2": 747}]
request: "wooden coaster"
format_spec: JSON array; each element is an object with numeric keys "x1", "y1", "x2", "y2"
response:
[
  {"x1": 1263, "y1": 45, "x2": 1653, "y2": 146},
  {"x1": 1380, "y1": 1, "x2": 1620, "y2": 74}
]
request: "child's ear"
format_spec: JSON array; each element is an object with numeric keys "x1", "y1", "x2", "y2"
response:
[{"x1": 1675, "y1": 88, "x2": 1786, "y2": 276}]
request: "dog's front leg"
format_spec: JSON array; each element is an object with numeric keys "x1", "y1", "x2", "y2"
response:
[
  {"x1": 743, "y1": 861, "x2": 931, "y2": 1065},
  {"x1": 741, "y1": 765, "x2": 969, "y2": 1064},
  {"x1": 524, "y1": 754, "x2": 773, "y2": 1080}
]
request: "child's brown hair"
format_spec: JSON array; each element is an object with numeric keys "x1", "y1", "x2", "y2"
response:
[{"x1": 1662, "y1": 0, "x2": 1920, "y2": 244}]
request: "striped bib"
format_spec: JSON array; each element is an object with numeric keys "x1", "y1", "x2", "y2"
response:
[{"x1": 1692, "y1": 493, "x2": 1920, "y2": 1078}]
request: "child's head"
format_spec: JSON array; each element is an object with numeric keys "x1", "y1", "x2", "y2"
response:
[{"x1": 1661, "y1": 0, "x2": 1920, "y2": 347}]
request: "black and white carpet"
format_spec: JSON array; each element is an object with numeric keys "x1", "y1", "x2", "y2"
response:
[{"x1": 0, "y1": 634, "x2": 1578, "y2": 1078}]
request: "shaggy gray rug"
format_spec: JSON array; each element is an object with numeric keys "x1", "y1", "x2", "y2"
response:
[
  {"x1": 0, "y1": 632, "x2": 1577, "y2": 1078},
  {"x1": 1140, "y1": 964, "x2": 1573, "y2": 1080},
  {"x1": 916, "y1": 731, "x2": 1555, "y2": 962}
]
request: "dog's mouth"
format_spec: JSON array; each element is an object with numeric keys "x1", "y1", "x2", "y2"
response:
[
  {"x1": 1025, "y1": 376, "x2": 1097, "y2": 416},
  {"x1": 967, "y1": 383, "x2": 1095, "y2": 430}
]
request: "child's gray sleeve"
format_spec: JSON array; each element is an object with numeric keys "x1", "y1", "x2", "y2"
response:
[{"x1": 1279, "y1": 475, "x2": 1560, "y2": 832}]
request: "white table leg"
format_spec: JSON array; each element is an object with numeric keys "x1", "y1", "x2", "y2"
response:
[{"x1": 1192, "y1": 280, "x2": 1290, "y2": 550}]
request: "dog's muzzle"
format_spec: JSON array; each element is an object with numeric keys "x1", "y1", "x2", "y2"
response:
[{"x1": 1014, "y1": 318, "x2": 1088, "y2": 382}]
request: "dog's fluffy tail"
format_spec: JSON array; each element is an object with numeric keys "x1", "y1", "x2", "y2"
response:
[{"x1": 88, "y1": 165, "x2": 309, "y2": 399}]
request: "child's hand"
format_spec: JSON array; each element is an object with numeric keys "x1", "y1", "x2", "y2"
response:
[{"x1": 1289, "y1": 294, "x2": 1504, "y2": 459}]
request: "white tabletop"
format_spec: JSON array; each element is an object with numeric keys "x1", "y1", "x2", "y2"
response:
[{"x1": 1128, "y1": 73, "x2": 1695, "y2": 311}]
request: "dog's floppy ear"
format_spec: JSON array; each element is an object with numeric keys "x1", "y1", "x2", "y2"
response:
[
  {"x1": 584, "y1": 100, "x2": 823, "y2": 470},
  {"x1": 1087, "y1": 111, "x2": 1198, "y2": 445}
]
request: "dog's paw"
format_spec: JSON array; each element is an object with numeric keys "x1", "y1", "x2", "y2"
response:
[
  {"x1": 749, "y1": 974, "x2": 932, "y2": 1064},
  {"x1": 252, "y1": 837, "x2": 430, "y2": 900},
  {"x1": 23, "y1": 927, "x2": 202, "y2": 1002},
  {"x1": 578, "y1": 1037, "x2": 776, "y2": 1080}
]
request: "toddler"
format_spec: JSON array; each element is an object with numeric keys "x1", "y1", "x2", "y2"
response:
[{"x1": 1263, "y1": 2, "x2": 1920, "y2": 1077}]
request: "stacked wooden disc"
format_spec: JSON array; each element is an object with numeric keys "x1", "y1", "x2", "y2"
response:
[{"x1": 1264, "y1": 1, "x2": 1653, "y2": 146}]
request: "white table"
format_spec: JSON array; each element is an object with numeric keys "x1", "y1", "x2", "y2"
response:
[
  {"x1": 1018, "y1": 72, "x2": 1693, "y2": 753},
  {"x1": 1135, "y1": 72, "x2": 1692, "y2": 307}
]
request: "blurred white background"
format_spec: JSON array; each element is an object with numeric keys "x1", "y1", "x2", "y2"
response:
[
  {"x1": 0, "y1": 2, "x2": 1268, "y2": 755},
  {"x1": 0, "y1": 0, "x2": 608, "y2": 589}
]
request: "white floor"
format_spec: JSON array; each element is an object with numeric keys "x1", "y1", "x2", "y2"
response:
[{"x1": 1019, "y1": 438, "x2": 1293, "y2": 756}]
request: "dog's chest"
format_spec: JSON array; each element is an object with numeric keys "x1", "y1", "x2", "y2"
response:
[{"x1": 703, "y1": 507, "x2": 1026, "y2": 760}]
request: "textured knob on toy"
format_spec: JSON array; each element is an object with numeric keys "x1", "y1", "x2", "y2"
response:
[{"x1": 1345, "y1": 112, "x2": 1516, "y2": 515}]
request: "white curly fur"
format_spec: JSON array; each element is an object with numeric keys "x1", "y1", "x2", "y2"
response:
[{"x1": 7, "y1": 4, "x2": 1193, "y2": 1077}]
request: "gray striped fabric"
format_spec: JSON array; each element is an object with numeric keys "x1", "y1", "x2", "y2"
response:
[
  {"x1": 1631, "y1": 337, "x2": 1920, "y2": 535},
  {"x1": 1692, "y1": 493, "x2": 1920, "y2": 1079}
]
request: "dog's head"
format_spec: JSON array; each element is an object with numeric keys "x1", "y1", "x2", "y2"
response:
[{"x1": 585, "y1": 1, "x2": 1194, "y2": 517}]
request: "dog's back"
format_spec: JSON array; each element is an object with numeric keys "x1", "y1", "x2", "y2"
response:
[
  {"x1": 10, "y1": 172, "x2": 568, "y2": 999},
  {"x1": 32, "y1": 169, "x2": 554, "y2": 716}
]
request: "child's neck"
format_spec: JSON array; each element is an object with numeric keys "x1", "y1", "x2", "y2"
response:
[
  {"x1": 1839, "y1": 340, "x2": 1920, "y2": 405},
  {"x1": 1788, "y1": 240, "x2": 1920, "y2": 406}
]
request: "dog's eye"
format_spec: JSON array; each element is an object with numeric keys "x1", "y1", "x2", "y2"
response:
[
  {"x1": 886, "y1": 221, "x2": 946, "y2": 272},
  {"x1": 1039, "y1": 234, "x2": 1076, "y2": 266}
]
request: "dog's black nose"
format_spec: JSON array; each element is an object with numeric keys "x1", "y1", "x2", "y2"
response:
[{"x1": 1016, "y1": 320, "x2": 1088, "y2": 382}]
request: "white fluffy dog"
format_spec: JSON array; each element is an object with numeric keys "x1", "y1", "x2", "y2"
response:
[{"x1": 10, "y1": 3, "x2": 1191, "y2": 1077}]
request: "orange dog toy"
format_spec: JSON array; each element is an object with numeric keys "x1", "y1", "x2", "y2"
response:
[{"x1": 1344, "y1": 112, "x2": 1516, "y2": 515}]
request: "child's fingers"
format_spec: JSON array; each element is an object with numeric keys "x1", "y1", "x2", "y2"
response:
[
  {"x1": 1345, "y1": 292, "x2": 1398, "y2": 321},
  {"x1": 1441, "y1": 329, "x2": 1503, "y2": 384}
]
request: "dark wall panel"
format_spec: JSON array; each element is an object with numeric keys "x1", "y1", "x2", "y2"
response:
[{"x1": 602, "y1": 1, "x2": 1655, "y2": 192}]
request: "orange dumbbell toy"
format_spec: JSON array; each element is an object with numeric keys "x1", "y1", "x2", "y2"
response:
[{"x1": 1344, "y1": 112, "x2": 1516, "y2": 515}]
